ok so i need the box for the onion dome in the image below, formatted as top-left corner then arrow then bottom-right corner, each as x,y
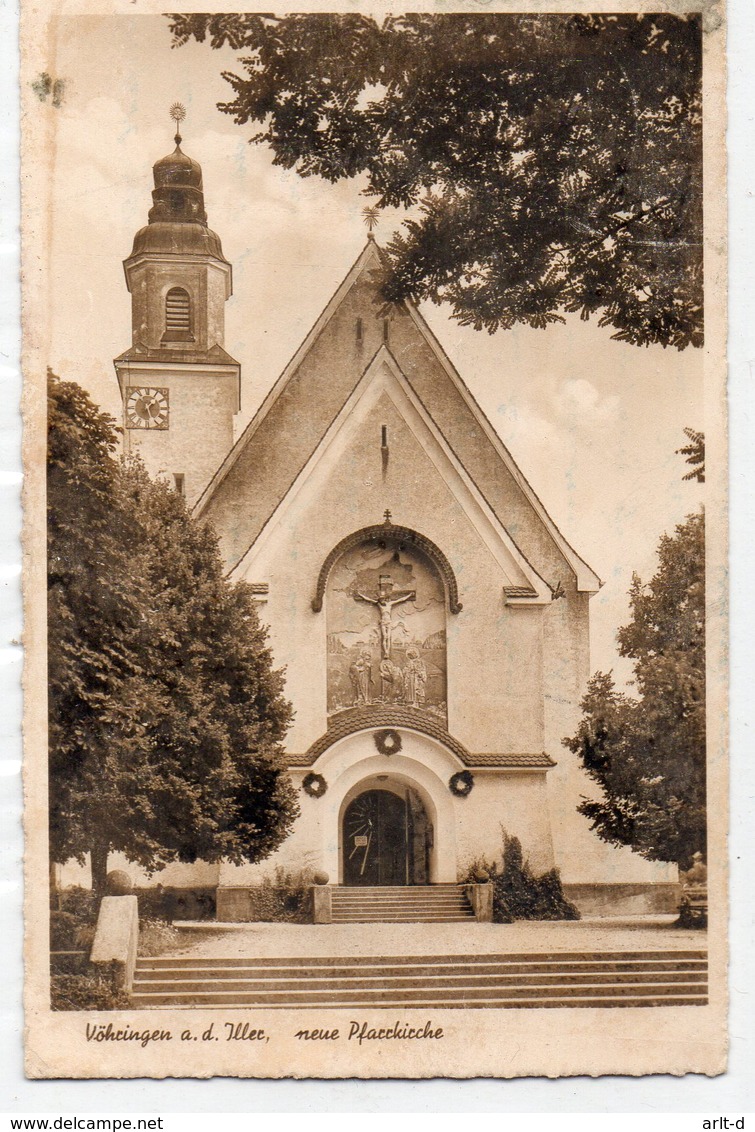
148,142 -> 207,226
130,105 -> 228,261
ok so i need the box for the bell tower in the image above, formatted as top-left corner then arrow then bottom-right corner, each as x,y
114,105 -> 240,508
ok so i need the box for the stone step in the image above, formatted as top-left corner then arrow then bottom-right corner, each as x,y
132,970 -> 706,994
331,889 -> 464,897
130,984 -> 708,1009
330,886 -> 474,922
133,964 -> 707,985
331,899 -> 471,906
330,910 -> 472,917
331,914 -> 474,922
331,898 -> 466,904
331,893 -> 470,900
331,900 -> 471,908
333,885 -> 463,891
130,948 -> 707,1010
131,996 -> 708,1010
134,959 -> 710,978
136,951 -> 707,970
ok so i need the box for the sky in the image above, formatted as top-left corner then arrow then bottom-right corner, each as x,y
46,13 -> 705,687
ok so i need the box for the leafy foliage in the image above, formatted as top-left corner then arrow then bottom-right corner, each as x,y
492,835 -> 579,923
48,373 -> 298,894
169,12 -> 702,349
460,835 -> 579,922
134,886 -> 217,922
677,427 -> 705,482
138,919 -> 182,956
51,971 -> 130,1011
564,510 -> 705,867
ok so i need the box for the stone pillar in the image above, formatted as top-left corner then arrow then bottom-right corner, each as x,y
312,885 -> 332,924
90,895 -> 139,991
465,882 -> 493,922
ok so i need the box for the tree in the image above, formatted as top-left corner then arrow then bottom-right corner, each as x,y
170,12 -> 702,350
563,510 -> 705,868
48,373 -> 298,895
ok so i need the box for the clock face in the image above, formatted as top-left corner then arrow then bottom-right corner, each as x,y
126,387 -> 169,430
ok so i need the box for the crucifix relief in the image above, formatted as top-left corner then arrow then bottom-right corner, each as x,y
354,574 -> 416,658
327,539 -> 447,723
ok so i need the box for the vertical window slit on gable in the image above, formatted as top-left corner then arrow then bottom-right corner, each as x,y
356,317 -> 363,345
383,318 -> 390,345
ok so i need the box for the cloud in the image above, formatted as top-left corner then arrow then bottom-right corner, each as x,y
554,378 -> 620,427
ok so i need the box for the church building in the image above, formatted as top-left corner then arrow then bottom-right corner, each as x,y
108,128 -> 677,916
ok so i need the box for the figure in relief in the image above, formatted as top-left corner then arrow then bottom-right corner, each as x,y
403,647 -> 428,708
349,649 -> 374,706
354,575 -> 416,658
379,658 -> 405,702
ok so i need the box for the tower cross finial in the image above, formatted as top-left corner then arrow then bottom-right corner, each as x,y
383,509 -> 392,525
170,102 -> 186,147
362,205 -> 380,236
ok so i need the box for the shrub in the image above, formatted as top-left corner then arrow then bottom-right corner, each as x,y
134,886 -> 216,922
458,855 -> 500,884
50,911 -> 80,951
51,971 -> 130,1011
462,834 -> 580,923
138,918 -> 182,956
245,867 -> 313,923
50,951 -> 89,976
492,834 -> 580,922
58,886 -> 98,922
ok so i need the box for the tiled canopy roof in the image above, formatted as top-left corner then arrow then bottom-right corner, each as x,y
285,706 -> 555,770
311,522 -> 463,615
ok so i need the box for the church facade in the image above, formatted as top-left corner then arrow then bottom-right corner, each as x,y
105,131 -> 677,915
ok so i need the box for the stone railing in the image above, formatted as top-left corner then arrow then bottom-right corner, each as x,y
90,895 -> 139,993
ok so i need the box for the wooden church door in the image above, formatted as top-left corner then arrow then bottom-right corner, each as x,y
343,788 -> 430,886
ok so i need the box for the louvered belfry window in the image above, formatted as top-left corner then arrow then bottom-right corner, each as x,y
164,287 -> 192,340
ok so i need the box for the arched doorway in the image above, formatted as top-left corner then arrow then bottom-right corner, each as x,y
342,786 -> 432,886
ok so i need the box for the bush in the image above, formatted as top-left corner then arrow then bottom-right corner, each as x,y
50,951 -> 89,976
138,918 -> 182,956
493,835 -> 580,922
463,835 -> 579,923
458,855 -> 499,884
245,867 -> 313,923
50,910 -> 80,951
57,886 -> 98,922
51,970 -> 130,1011
134,886 -> 216,922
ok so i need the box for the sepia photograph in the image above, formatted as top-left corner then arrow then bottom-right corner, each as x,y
21,1 -> 727,1080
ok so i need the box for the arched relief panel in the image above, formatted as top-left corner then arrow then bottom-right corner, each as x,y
322,529 -> 449,727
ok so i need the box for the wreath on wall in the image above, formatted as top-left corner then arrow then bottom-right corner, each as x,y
374,729 -> 402,756
449,770 -> 475,797
302,772 -> 328,798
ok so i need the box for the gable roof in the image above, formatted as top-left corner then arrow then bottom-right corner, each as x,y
228,344 -> 553,601
194,239 -> 383,516
195,238 -> 601,594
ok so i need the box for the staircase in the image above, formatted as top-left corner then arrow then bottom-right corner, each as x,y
330,885 -> 474,923
130,950 -> 708,1010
